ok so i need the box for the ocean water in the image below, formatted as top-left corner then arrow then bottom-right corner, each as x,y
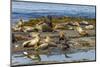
12,49 -> 95,66
11,1 -> 96,22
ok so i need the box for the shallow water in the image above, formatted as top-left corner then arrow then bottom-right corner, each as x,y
12,49 -> 95,66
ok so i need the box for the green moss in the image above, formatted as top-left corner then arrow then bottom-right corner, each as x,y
23,16 -> 96,26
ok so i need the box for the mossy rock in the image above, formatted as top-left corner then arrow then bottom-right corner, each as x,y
36,23 -> 53,32
41,25 -> 53,32
33,27 -> 39,32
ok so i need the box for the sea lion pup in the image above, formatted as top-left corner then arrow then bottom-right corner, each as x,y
85,25 -> 94,30
16,18 -> 24,28
61,39 -> 70,51
13,34 -> 31,41
36,36 -> 57,50
13,18 -> 24,32
23,52 -> 41,61
59,31 -> 66,41
22,26 -> 35,32
22,33 -> 41,48
74,22 -> 88,36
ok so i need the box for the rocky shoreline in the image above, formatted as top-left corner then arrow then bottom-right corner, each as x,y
12,29 -> 95,54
